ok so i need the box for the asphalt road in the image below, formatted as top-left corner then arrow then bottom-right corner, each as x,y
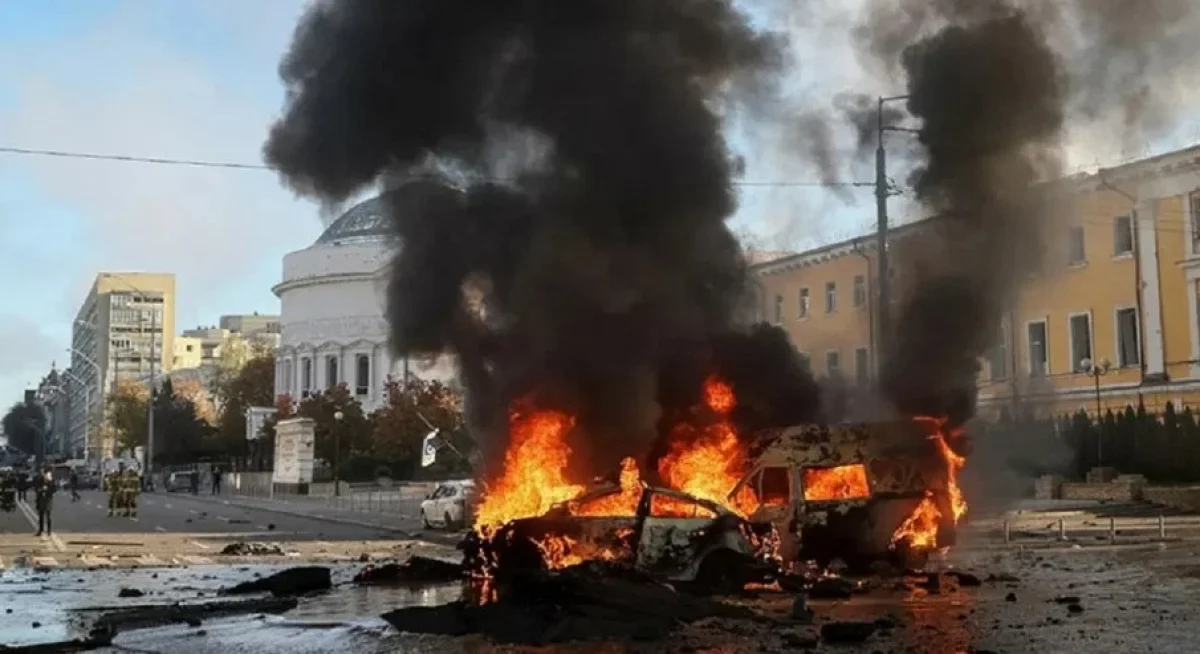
0,490 -> 432,569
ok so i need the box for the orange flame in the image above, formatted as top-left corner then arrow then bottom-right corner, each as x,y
572,457 -> 643,517
474,408 -> 584,529
657,376 -> 760,516
802,464 -> 871,501
889,416 -> 968,551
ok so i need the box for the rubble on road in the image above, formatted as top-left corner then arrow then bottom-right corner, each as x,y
353,556 -> 462,585
223,566 -> 332,597
219,542 -> 287,556
380,562 -> 776,645
819,620 -> 878,644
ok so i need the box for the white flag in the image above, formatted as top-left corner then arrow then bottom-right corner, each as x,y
420,429 -> 441,468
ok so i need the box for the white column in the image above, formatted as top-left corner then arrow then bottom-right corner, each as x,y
1136,199 -> 1166,378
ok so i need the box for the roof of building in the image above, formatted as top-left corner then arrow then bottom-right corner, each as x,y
314,196 -> 393,245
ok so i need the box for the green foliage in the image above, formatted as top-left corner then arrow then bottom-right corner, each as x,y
297,383 -> 370,472
1049,401 -> 1200,482
1,401 -> 47,455
212,353 -> 277,466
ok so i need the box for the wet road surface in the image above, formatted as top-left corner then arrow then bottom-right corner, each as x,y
3,540 -> 1200,652
0,490 -> 439,569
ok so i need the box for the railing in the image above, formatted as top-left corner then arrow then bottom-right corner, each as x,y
209,471 -> 436,519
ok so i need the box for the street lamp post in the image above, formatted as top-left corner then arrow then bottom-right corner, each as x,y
332,410 -> 344,497
69,346 -> 103,463
874,94 -> 919,367
60,369 -> 91,460
1081,357 -> 1112,465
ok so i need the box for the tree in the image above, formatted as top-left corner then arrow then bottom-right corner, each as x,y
370,378 -> 469,478
2,401 -> 47,455
297,384 -> 370,477
108,379 -> 150,453
173,378 -> 217,425
212,353 -> 276,465
152,378 -> 213,465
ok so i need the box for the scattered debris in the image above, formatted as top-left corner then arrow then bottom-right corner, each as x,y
86,597 -> 298,634
1052,595 -> 1081,605
986,573 -> 1019,583
1005,592 -> 1018,602
1067,603 -> 1085,614
781,630 -> 819,649
354,556 -> 462,585
790,595 -> 814,625
219,542 -> 286,556
0,628 -> 113,653
223,566 -> 332,597
381,564 -> 772,645
946,570 -> 982,586
808,576 -> 857,599
819,621 -> 877,644
117,588 -> 145,598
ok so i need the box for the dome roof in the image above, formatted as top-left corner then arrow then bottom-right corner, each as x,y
314,196 -> 393,245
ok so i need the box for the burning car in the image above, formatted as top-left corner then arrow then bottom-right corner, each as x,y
730,416 -> 967,571
467,457 -> 779,594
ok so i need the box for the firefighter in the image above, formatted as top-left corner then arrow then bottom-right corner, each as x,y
121,465 -> 141,518
0,470 -> 15,513
106,464 -> 125,517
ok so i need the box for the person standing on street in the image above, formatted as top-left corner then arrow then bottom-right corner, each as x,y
15,471 -> 28,502
106,464 -> 124,517
34,467 -> 55,537
68,470 -> 81,502
211,466 -> 222,495
121,466 -> 140,518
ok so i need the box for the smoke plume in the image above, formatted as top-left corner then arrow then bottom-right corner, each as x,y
263,0 -> 817,480
850,0 -> 1198,425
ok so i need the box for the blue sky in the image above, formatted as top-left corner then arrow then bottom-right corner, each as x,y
0,0 -> 1196,409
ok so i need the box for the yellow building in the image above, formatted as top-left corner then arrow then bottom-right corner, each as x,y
752,143 -> 1200,421
68,272 -> 177,460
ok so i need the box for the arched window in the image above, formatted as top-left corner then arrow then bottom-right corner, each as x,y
355,354 -> 370,397
301,357 -> 313,398
326,355 -> 339,388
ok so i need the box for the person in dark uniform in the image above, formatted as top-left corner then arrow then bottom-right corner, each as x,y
15,471 -> 29,502
34,467 -> 55,537
211,466 -> 223,495
68,470 -> 81,502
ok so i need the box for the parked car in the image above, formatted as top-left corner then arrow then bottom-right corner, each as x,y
420,480 -> 478,530
164,471 -> 198,493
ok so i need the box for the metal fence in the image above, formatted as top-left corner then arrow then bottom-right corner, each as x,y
211,471 -> 436,519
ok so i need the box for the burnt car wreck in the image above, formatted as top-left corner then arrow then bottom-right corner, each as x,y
465,481 -> 781,595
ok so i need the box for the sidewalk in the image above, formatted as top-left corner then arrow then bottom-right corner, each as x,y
160,491 -> 435,538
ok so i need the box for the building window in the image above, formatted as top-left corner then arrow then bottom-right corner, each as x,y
326,355 -> 339,388
1113,215 -> 1133,256
797,288 -> 810,319
1068,313 -> 1093,372
1116,307 -> 1140,368
1027,321 -> 1048,377
1191,191 -> 1200,243
1068,226 -> 1086,265
355,354 -> 370,397
773,294 -> 783,324
301,357 -> 313,398
854,348 -> 869,385
826,350 -> 840,378
988,323 -> 1009,381
852,275 -> 866,308
825,282 -> 837,314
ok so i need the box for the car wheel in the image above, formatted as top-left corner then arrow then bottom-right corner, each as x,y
422,511 -> 432,529
444,511 -> 457,531
694,549 -> 746,596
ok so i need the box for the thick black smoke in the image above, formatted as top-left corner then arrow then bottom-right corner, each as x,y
850,0 -> 1198,425
263,0 -> 818,480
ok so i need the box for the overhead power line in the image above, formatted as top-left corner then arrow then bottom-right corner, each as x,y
0,144 -> 873,189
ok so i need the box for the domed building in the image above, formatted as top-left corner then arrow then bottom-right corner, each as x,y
273,196 -> 456,411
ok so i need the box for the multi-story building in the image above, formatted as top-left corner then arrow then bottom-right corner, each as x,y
752,143 -> 1200,420
219,313 -> 281,338
34,366 -> 69,459
68,272 -> 176,460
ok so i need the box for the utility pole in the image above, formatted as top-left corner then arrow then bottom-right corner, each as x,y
146,305 -> 157,480
874,94 -> 916,370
